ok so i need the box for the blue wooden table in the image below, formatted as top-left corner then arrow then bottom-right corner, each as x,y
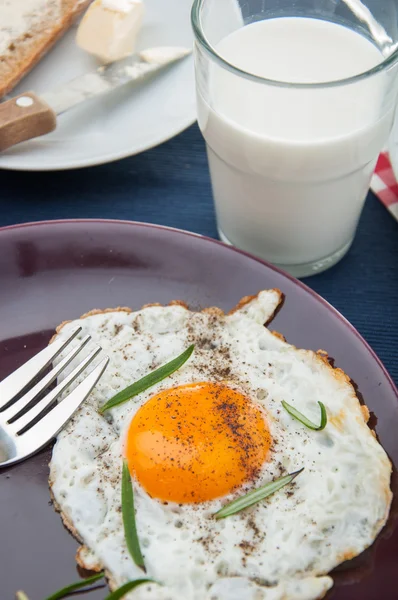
0,124 -> 397,384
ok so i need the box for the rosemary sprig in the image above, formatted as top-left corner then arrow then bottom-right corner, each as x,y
17,575 -> 157,600
122,459 -> 145,571
43,573 -> 104,600
99,345 -> 195,413
282,400 -> 327,431
104,579 -> 158,600
214,469 -> 304,519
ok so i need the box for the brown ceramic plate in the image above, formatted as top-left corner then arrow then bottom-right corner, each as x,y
1,219 -> 397,600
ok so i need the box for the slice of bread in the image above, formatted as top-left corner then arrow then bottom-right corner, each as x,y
0,0 -> 92,98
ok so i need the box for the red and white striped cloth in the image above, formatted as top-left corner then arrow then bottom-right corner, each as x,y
371,152 -> 398,222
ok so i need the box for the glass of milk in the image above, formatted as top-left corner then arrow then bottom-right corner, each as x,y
192,0 -> 398,277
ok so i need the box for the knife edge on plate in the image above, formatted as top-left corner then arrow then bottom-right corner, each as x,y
0,46 -> 191,152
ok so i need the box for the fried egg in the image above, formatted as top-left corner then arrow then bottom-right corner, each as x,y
49,290 -> 392,600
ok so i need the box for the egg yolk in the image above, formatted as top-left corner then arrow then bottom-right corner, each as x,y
125,382 -> 271,503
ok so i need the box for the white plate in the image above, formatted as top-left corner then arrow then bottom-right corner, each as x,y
0,0 -> 196,171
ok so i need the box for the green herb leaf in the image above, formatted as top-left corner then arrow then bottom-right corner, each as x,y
282,400 -> 327,431
100,345 -> 195,413
122,459 -> 145,571
214,469 -> 304,519
16,592 -> 29,600
43,573 -> 104,600
104,579 -> 158,600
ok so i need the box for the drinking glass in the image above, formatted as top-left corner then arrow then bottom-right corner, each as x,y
192,0 -> 398,277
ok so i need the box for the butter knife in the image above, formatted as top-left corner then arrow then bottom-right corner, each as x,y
0,46 -> 191,152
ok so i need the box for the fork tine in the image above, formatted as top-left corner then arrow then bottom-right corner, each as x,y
2,357 -> 109,468
9,346 -> 102,435
0,327 -> 82,410
3,335 -> 92,422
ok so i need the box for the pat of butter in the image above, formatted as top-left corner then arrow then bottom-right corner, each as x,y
76,0 -> 144,64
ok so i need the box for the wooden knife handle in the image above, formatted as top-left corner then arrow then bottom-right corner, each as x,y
0,92 -> 56,152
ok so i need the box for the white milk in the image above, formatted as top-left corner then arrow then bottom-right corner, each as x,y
197,17 -> 394,268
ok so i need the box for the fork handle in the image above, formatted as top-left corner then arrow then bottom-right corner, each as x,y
0,92 -> 57,152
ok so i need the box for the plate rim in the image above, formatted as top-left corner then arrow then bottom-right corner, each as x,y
1,217 -> 397,399
0,115 -> 196,172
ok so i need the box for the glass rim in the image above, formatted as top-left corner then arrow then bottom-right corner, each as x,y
191,0 -> 398,89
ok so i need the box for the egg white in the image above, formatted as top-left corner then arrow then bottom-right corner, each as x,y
49,290 -> 391,600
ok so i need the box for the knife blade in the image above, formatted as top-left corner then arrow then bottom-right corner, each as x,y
0,46 -> 191,152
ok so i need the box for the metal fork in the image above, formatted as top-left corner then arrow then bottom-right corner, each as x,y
0,327 -> 109,468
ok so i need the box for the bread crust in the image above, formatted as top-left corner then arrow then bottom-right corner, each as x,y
0,1 -> 91,98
